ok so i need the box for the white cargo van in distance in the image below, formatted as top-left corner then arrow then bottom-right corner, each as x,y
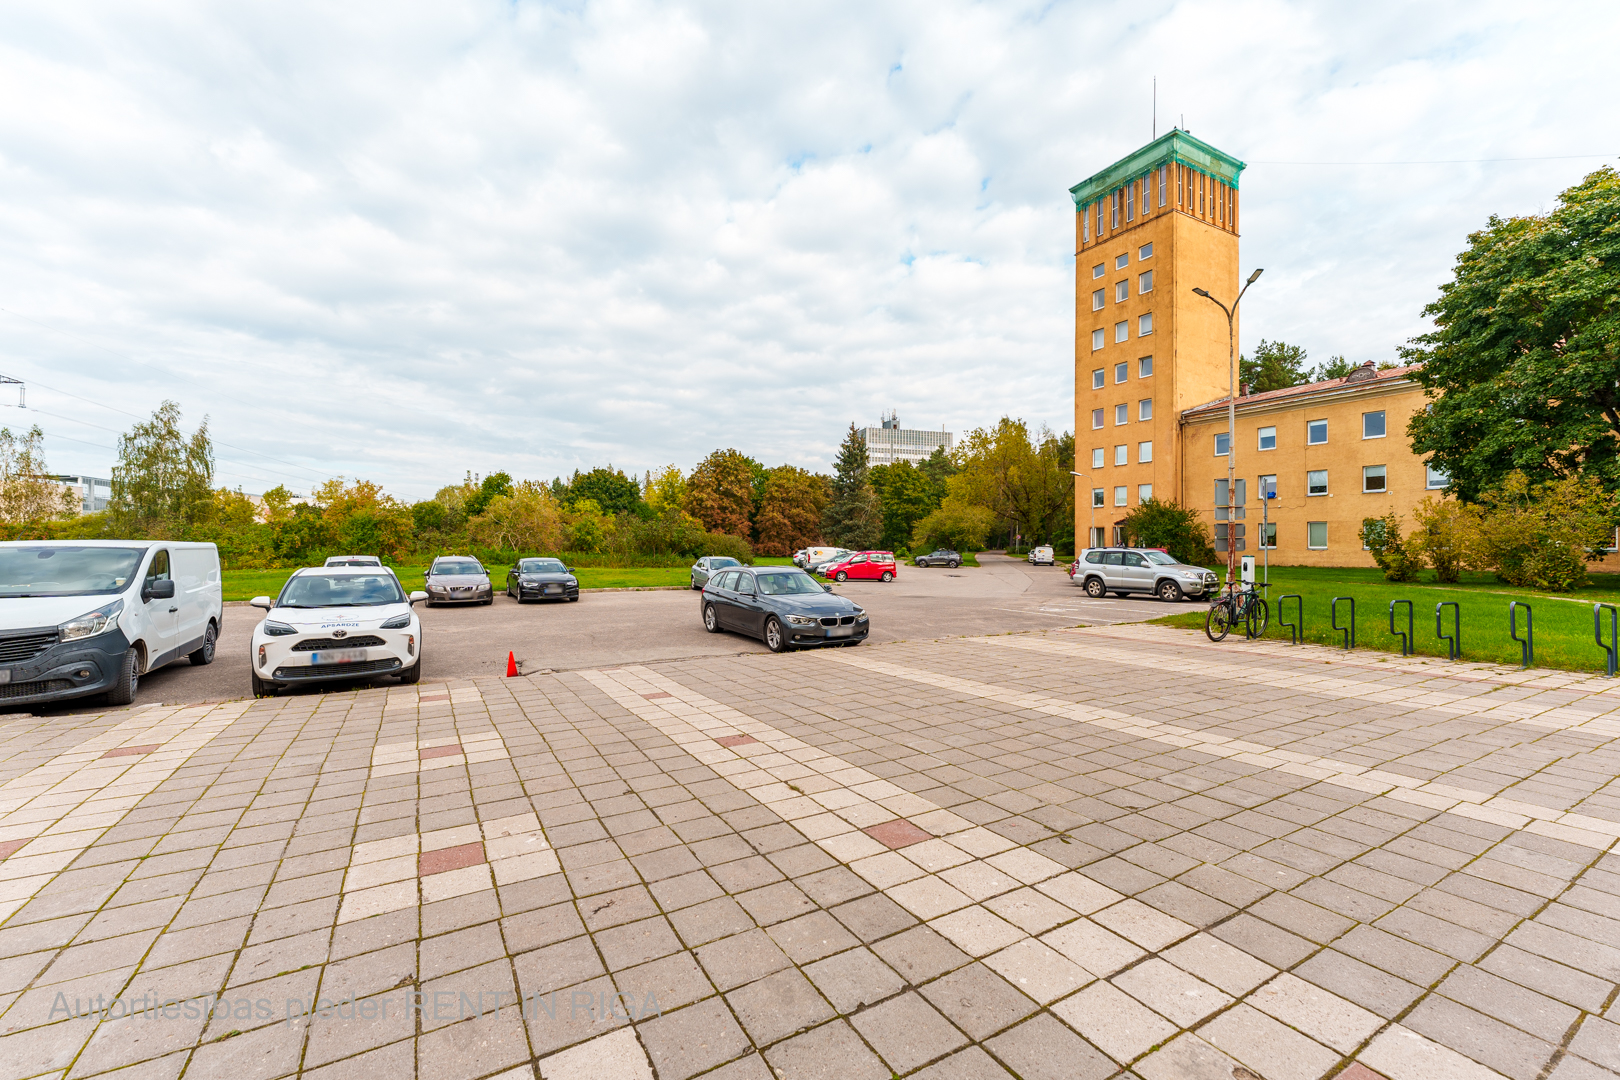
0,541 -> 223,708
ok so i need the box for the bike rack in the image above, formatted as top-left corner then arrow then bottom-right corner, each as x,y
1509,601 -> 1533,669
1389,599 -> 1413,657
1597,604 -> 1618,677
1331,596 -> 1355,650
1436,601 -> 1460,661
1278,595 -> 1303,645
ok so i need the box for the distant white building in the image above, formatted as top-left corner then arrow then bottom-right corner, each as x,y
54,475 -> 111,514
860,413 -> 953,467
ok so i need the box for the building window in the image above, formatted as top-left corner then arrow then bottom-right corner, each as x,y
1258,474 -> 1277,500
1092,328 -> 1105,351
1115,321 -> 1128,343
1138,441 -> 1152,463
1092,263 -> 1105,279
1114,280 -> 1128,304
1092,488 -> 1105,508
1307,419 -> 1328,444
1092,289 -> 1104,311
1138,356 -> 1153,378
1260,522 -> 1277,549
1114,444 -> 1127,466
1257,426 -> 1276,451
1111,191 -> 1121,229
1307,522 -> 1328,549
1082,205 -> 1090,243
1126,183 -> 1134,222
1138,270 -> 1153,294
1114,404 -> 1128,426
1090,526 -> 1107,547
1307,470 -> 1328,496
1363,410 -> 1386,439
1138,484 -> 1153,503
1157,167 -> 1166,208
1092,368 -> 1104,390
1114,361 -> 1128,383
1138,313 -> 1153,336
1363,465 -> 1387,492
1114,486 -> 1128,507
1426,463 -> 1449,489
1091,409 -> 1104,429
1214,432 -> 1230,456
1138,398 -> 1152,421
1115,253 -> 1128,270
1091,447 -> 1104,469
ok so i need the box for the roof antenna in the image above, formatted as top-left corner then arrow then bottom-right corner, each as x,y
1152,78 -> 1156,139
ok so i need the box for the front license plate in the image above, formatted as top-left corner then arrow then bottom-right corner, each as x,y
546,585 -> 561,594
309,650 -> 366,665
828,626 -> 853,638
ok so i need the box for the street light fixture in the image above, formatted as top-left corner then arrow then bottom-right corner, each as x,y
1192,268 -> 1264,591
1070,471 -> 1094,550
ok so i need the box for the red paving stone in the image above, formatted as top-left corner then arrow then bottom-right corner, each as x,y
642,692 -> 673,700
419,744 -> 465,760
715,734 -> 758,747
419,694 -> 450,702
102,744 -> 159,758
1339,1065 -> 1391,1080
0,838 -> 31,860
419,842 -> 485,876
864,819 -> 932,849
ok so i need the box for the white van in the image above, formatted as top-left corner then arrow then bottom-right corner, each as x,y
0,540 -> 223,708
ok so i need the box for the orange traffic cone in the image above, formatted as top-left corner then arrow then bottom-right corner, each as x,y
506,651 -> 519,677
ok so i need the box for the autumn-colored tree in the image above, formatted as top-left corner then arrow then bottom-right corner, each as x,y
643,465 -> 686,514
754,466 -> 829,555
468,481 -> 566,553
310,478 -> 415,561
683,449 -> 756,538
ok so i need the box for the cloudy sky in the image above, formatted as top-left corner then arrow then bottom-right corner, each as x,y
0,1 -> 1613,501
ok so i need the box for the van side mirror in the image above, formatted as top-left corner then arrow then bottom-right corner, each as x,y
250,595 -> 272,610
144,579 -> 176,601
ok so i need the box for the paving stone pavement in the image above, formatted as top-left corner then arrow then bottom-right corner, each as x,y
3,623 -> 1620,1080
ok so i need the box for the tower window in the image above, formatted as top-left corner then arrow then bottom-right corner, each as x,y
1111,190 -> 1121,229
1114,444 -> 1127,465
1139,242 -> 1153,260
1158,166 -> 1167,207
1114,362 -> 1128,383
1092,289 -> 1104,311
1126,184 -> 1134,222
1092,368 -> 1104,389
1198,173 -> 1205,215
1114,404 -> 1128,426
1115,321 -> 1128,343
1091,448 -> 1104,469
1092,263 -> 1105,279
1138,270 -> 1153,294
1138,313 -> 1153,336
1091,328 -> 1105,351
1115,280 -> 1128,303
1082,206 -> 1090,243
1138,356 -> 1153,378
1115,253 -> 1129,270
1091,408 -> 1104,429
1138,398 -> 1152,421
1138,441 -> 1152,464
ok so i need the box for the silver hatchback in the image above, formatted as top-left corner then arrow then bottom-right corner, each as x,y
1069,548 -> 1217,602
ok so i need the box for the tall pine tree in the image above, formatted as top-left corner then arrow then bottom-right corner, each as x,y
822,424 -> 883,550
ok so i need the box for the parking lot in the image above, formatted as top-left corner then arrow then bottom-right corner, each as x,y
2,615 -> 1618,1080
39,556 -> 1183,713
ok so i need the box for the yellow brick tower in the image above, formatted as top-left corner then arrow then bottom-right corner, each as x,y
1070,131 -> 1245,546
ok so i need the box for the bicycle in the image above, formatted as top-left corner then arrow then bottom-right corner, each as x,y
1205,581 -> 1269,642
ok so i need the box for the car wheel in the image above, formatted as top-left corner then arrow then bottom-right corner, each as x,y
950,560 -> 960,568
1157,580 -> 1183,603
703,605 -> 722,633
881,571 -> 894,582
569,595 -> 579,602
1083,576 -> 1106,598
106,648 -> 140,706
691,577 -> 700,590
841,638 -> 863,647
398,658 -> 421,684
188,621 -> 217,666
251,671 -> 274,698
835,571 -> 848,583
763,617 -> 789,653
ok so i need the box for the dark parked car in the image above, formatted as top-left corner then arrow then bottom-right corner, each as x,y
700,566 -> 868,652
691,555 -> 741,590
423,556 -> 493,606
914,549 -> 961,568
507,558 -> 579,602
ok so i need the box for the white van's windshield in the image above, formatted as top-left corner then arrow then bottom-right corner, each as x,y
0,546 -> 146,597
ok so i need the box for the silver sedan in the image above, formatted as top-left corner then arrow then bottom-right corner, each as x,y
690,556 -> 742,590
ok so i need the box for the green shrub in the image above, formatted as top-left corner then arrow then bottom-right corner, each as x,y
1359,513 -> 1423,582
1120,498 -> 1216,566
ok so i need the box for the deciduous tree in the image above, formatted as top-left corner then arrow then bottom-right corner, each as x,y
754,466 -> 828,556
468,481 -> 565,553
683,449 -> 756,538
870,461 -> 940,551
0,426 -> 77,527
951,418 -> 1072,546
110,401 -> 214,536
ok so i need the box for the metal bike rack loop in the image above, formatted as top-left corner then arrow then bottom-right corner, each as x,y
1389,599 -> 1413,657
1597,604 -> 1618,677
1331,596 -> 1355,651
1436,601 -> 1460,661
1278,595 -> 1303,645
1509,601 -> 1533,669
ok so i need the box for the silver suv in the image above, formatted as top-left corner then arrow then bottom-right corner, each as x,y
1069,548 -> 1217,602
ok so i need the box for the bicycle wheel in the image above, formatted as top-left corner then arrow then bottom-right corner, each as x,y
1246,598 -> 1270,639
1205,600 -> 1234,642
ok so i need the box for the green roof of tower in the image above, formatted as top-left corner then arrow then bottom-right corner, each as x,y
1069,129 -> 1246,208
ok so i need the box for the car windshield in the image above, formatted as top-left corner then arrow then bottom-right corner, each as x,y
0,546 -> 146,597
709,557 -> 740,568
519,559 -> 566,574
1143,551 -> 1179,565
756,572 -> 827,595
279,574 -> 405,607
433,560 -> 482,575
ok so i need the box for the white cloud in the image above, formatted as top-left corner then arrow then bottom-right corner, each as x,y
0,0 -> 1611,499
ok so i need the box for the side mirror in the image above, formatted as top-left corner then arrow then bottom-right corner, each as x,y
250,595 -> 272,610
822,583 -> 833,592
144,579 -> 176,601
409,591 -> 428,605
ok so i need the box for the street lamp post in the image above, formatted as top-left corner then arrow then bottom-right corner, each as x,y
1070,471 -> 1093,550
1193,268 -> 1263,591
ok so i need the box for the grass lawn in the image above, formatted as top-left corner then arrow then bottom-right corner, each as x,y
1150,565 -> 1620,673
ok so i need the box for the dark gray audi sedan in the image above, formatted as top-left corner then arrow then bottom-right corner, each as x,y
700,566 -> 868,652
506,557 -> 579,602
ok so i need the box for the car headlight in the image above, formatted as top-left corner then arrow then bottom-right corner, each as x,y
262,620 -> 296,636
853,606 -> 868,622
785,615 -> 817,626
380,613 -> 411,630
59,600 -> 123,643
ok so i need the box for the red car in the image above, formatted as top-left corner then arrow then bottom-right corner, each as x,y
823,551 -> 898,583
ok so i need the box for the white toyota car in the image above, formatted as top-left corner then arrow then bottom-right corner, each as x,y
249,566 -> 427,697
